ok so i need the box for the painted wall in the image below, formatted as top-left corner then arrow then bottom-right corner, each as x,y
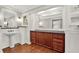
7,17 -> 17,27
62,6 -> 79,53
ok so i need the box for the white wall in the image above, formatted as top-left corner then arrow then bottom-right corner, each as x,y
62,6 -> 79,53
0,9 -> 4,27
28,14 -> 39,30
7,17 -> 17,27
65,29 -> 79,53
19,27 -> 30,44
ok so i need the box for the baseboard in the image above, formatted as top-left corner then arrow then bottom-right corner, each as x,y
0,50 -> 3,53
26,42 -> 31,44
15,43 -> 21,47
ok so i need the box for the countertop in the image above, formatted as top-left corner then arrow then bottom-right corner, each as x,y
0,26 -> 27,29
1,27 -> 19,29
31,29 -> 65,33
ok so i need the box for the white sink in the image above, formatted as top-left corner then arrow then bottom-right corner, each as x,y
2,29 -> 19,48
3,29 -> 19,35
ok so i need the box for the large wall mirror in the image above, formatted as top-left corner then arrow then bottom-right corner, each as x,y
1,9 -> 17,28
37,6 -> 63,29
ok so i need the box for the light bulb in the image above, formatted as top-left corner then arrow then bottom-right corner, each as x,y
39,21 -> 43,26
17,18 -> 22,22
4,22 -> 7,25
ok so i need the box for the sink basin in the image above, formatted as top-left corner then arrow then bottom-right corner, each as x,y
4,32 -> 17,36
3,29 -> 19,35
2,29 -> 19,48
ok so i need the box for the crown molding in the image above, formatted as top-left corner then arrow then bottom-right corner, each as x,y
0,5 -> 22,15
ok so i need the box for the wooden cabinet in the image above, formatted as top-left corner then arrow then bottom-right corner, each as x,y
36,32 -> 44,45
35,32 -> 52,48
51,33 -> 65,52
30,31 -> 65,53
30,31 -> 36,44
44,32 -> 52,48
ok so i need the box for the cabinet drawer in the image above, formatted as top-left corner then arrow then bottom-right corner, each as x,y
53,41 -> 64,52
36,33 -> 44,37
53,46 -> 63,52
53,33 -> 64,39
31,37 -> 36,40
31,34 -> 36,38
53,42 -> 64,46
31,31 -> 36,34
53,38 -> 63,43
53,44 -> 64,52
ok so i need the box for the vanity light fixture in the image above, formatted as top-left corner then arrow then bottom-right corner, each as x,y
16,16 -> 23,26
4,21 -> 8,27
4,21 -> 7,24
17,17 -> 22,22
39,21 -> 43,27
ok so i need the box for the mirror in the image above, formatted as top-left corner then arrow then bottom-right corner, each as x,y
1,9 -> 17,28
37,6 -> 63,29
23,16 -> 28,25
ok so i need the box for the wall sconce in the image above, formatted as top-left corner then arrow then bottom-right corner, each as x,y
16,17 -> 23,26
4,21 -> 8,27
39,21 -> 43,27
17,17 -> 22,22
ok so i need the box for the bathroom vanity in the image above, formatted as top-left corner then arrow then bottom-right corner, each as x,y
30,29 -> 65,53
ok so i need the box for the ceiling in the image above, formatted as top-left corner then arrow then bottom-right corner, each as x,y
3,11 -> 15,19
11,5 -> 41,13
0,5 -> 41,18
37,7 -> 63,16
1,5 -> 41,14
0,5 -> 63,19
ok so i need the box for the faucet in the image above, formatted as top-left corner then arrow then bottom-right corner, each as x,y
8,30 -> 14,32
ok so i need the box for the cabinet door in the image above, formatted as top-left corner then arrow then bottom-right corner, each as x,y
30,31 -> 36,44
44,33 -> 52,48
36,32 -> 45,45
53,41 -> 64,52
36,32 -> 52,48
51,33 -> 65,53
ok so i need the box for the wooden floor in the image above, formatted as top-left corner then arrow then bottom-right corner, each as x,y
3,44 -> 57,53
